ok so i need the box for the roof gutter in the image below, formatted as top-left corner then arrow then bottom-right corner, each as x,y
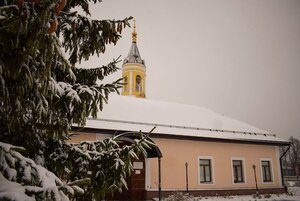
280,144 -> 291,187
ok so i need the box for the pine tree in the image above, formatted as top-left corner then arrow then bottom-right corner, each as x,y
0,1 -> 153,200
0,0 -> 131,159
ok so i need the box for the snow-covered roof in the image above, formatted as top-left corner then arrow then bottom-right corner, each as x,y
84,95 -> 288,144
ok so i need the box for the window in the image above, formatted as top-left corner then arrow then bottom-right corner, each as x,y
135,75 -> 142,92
261,160 -> 272,182
232,160 -> 244,183
199,159 -> 212,183
123,76 -> 128,92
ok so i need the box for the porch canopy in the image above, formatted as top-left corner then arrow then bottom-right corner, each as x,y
117,131 -> 162,158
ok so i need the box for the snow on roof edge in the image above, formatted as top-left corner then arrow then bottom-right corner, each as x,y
82,118 -> 289,144
87,117 -> 272,136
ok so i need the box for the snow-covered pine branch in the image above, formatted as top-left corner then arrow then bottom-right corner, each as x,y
59,11 -> 132,65
44,129 -> 156,200
74,56 -> 122,84
0,142 -> 85,201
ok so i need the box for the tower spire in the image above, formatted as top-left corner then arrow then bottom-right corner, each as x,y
122,18 -> 146,98
132,18 -> 137,43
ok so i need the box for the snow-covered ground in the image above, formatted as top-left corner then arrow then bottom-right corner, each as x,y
161,187 -> 300,201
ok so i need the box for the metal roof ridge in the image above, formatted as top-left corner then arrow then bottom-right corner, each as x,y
87,117 -> 278,138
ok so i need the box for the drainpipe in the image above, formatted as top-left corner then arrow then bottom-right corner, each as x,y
158,157 -> 162,201
280,144 -> 291,187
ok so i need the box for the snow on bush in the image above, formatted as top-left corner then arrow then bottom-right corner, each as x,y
0,142 -> 84,201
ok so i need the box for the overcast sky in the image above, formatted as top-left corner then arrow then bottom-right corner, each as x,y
80,0 -> 300,140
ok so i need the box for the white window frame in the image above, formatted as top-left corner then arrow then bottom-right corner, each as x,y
198,156 -> 215,185
230,157 -> 247,185
145,158 -> 151,190
260,158 -> 274,184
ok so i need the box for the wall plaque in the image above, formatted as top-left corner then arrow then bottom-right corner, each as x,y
133,162 -> 143,169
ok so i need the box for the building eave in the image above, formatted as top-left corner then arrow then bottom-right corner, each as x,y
72,126 -> 290,146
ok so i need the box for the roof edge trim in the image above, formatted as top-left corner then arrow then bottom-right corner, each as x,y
72,126 -> 290,146
86,117 -> 276,138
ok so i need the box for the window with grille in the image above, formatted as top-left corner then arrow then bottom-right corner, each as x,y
232,160 -> 244,183
261,160 -> 272,182
199,159 -> 212,183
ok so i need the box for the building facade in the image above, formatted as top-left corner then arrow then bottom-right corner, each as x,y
71,22 -> 290,200
147,137 -> 286,198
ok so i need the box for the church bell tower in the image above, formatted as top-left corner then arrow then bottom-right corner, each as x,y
122,19 -> 146,98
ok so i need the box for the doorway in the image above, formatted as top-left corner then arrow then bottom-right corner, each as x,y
129,157 -> 146,200
111,156 -> 145,200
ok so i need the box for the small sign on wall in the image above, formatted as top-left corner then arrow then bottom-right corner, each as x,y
133,162 -> 143,169
135,170 -> 141,175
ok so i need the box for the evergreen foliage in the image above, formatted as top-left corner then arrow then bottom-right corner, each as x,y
45,131 -> 156,200
0,0 -> 131,157
0,0 -> 153,200
0,142 -> 81,200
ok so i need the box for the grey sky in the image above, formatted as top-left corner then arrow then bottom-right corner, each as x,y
80,0 -> 300,140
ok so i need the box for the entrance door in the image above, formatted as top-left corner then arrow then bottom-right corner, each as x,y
111,157 -> 145,200
130,157 -> 145,200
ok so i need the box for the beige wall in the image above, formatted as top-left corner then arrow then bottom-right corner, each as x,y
148,138 -> 282,191
69,132 -> 97,143
69,132 -> 282,191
